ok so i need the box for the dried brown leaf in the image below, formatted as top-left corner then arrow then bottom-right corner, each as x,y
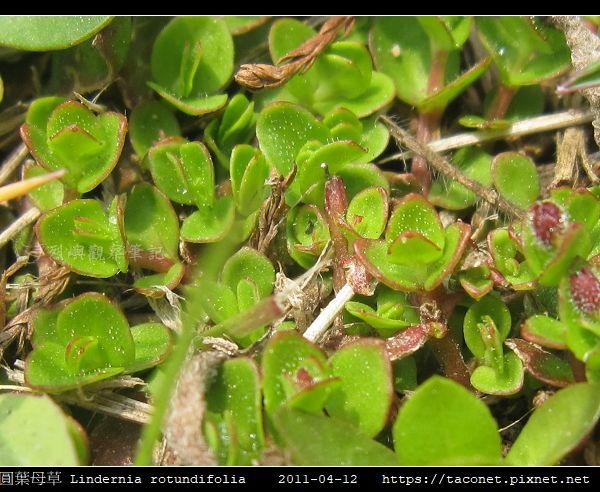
235,16 -> 354,90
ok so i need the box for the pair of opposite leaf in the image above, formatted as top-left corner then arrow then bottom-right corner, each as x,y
26,293 -> 170,392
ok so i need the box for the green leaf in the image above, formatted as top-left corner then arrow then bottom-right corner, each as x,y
464,295 -> 512,359
21,99 -> 127,193
56,293 -> 134,368
337,162 -> 390,199
26,342 -> 123,392
200,281 -> 238,324
37,199 -> 126,278
274,408 -> 398,465
356,116 -> 390,163
346,187 -> 388,239
458,265 -> 494,300
326,339 -> 393,437
0,394 -> 86,465
127,322 -> 171,373
521,314 -> 567,349
205,358 -> 265,465
318,42 -> 372,99
256,102 -> 329,175
205,93 -> 256,168
345,286 -> 419,336
370,17 -> 432,107
132,262 -> 185,298
0,16 -> 112,51
388,232 -> 442,265
146,86 -> 228,116
262,331 -> 331,416
129,101 -> 181,158
357,221 -> 470,292
148,140 -> 215,207
222,247 -> 275,299
291,140 -> 367,205
23,164 -> 64,211
470,352 -> 524,395
386,193 -> 444,248
506,383 -> 600,465
150,17 -> 233,98
393,376 -> 502,465
314,71 -> 396,118
424,222 -> 471,290
476,17 -> 571,87
124,183 -> 180,262
419,57 -> 491,114
230,145 -> 269,215
492,152 -> 539,208
488,227 -> 536,288
180,195 -> 235,243
49,17 -> 131,94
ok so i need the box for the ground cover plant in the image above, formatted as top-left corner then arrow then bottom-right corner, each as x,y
1,15 -> 600,466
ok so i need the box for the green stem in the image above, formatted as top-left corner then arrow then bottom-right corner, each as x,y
134,308 -> 196,465
134,239 -> 239,465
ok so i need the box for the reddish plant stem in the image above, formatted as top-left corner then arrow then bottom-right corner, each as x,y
412,49 -> 447,194
486,84 -> 517,121
324,177 -> 350,292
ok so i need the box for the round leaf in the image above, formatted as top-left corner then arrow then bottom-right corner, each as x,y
37,199 -> 125,278
25,341 -> 123,392
256,102 -> 328,175
0,394 -> 86,465
21,100 -> 127,193
492,152 -> 540,208
393,376 -> 502,465
151,17 -> 233,97
470,352 -> 524,395
386,193 -> 444,248
429,146 -> 492,210
326,339 -> 393,437
274,408 -> 398,466
222,247 -> 275,299
129,101 -> 181,158
56,293 -> 134,368
262,331 -> 330,415
346,186 -> 388,239
0,16 -> 112,51
180,195 -> 235,243
506,382 -> 600,465
127,322 -> 171,373
124,183 -> 180,262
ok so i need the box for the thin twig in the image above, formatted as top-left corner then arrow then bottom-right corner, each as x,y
303,282 -> 355,343
0,207 -> 40,249
378,109 -> 593,163
60,392 -> 152,424
0,143 -> 28,186
381,116 -> 526,219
